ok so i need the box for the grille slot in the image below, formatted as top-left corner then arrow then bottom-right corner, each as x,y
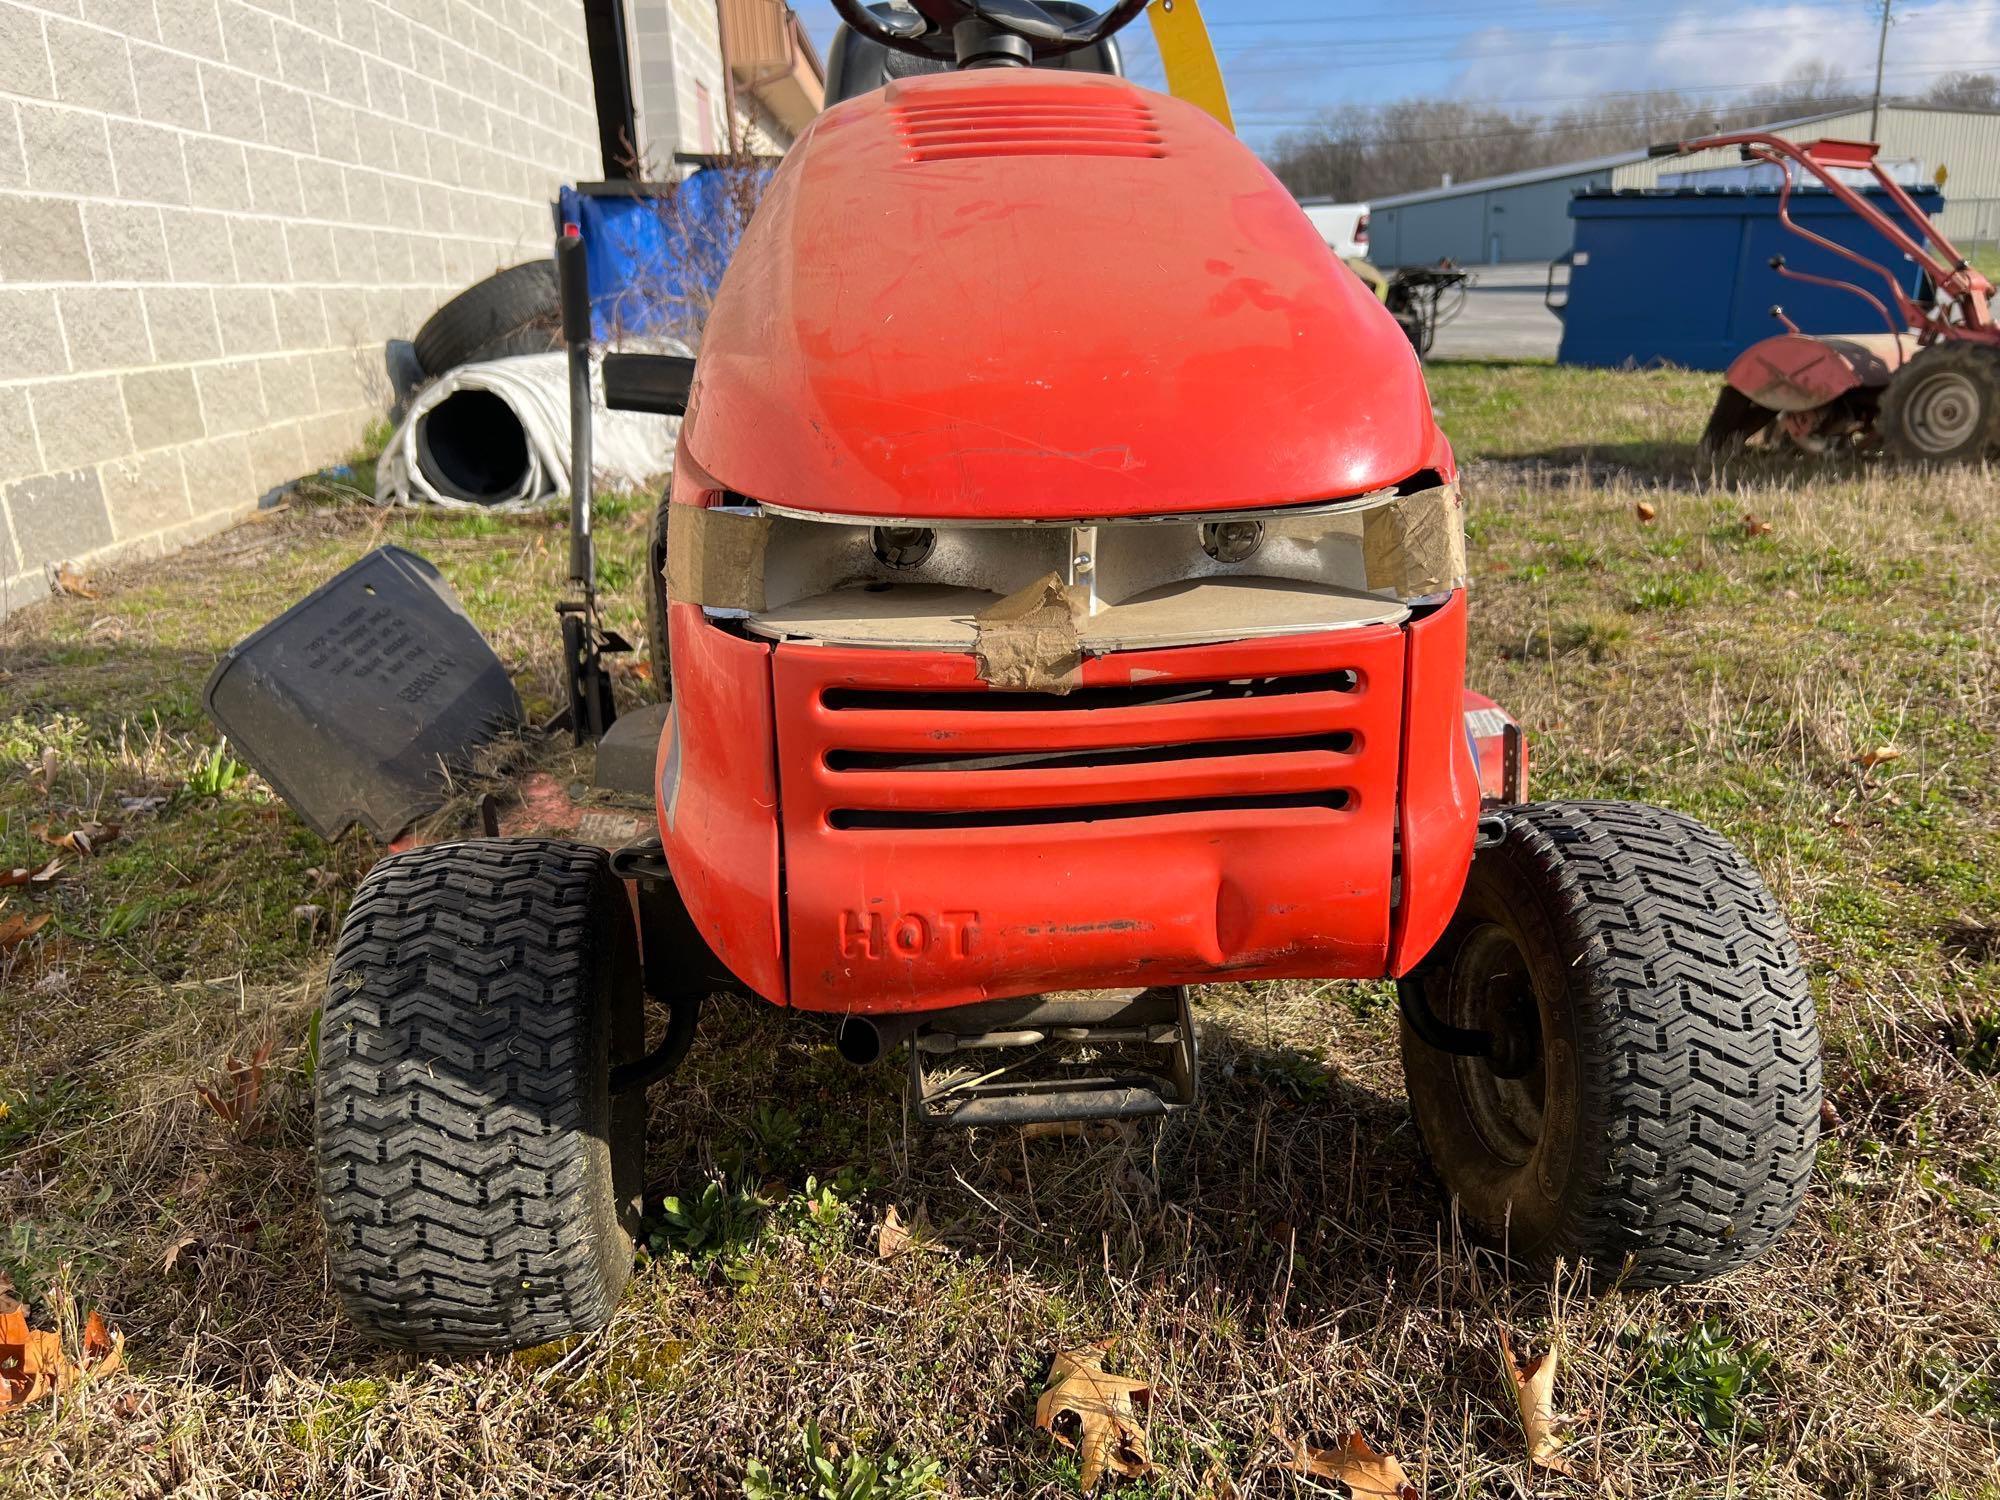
894,95 -> 1164,163
826,731 -> 1355,775
822,671 -> 1359,714
828,790 -> 1349,832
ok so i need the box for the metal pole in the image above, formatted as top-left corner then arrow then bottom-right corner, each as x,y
557,226 -> 594,596
1868,0 -> 1892,141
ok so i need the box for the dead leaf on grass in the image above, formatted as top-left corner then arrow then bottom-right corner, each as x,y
1633,501 -> 1658,523
1036,1341 -> 1155,1491
0,859 -> 61,889
0,907 -> 52,950
116,794 -> 169,816
1498,1329 -> 1576,1475
0,1306 -> 123,1409
1852,745 -> 1903,771
1741,513 -> 1774,537
291,904 -> 327,934
52,564 -> 99,600
876,1204 -> 938,1259
34,822 -> 121,857
1273,1422 -> 1420,1498
0,1271 -> 21,1317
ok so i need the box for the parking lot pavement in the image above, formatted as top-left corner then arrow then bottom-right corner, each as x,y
1423,261 -> 1565,362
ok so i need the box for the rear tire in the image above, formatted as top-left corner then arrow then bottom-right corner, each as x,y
645,495 -> 672,698
316,838 -> 645,1351
1697,386 -> 1776,457
1399,801 -> 1820,1287
1879,342 -> 2000,463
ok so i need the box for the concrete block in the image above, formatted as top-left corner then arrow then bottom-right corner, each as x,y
57,285 -> 153,371
199,61 -> 264,143
296,157 -> 347,220
179,431 -> 253,516
212,284 -> 279,356
0,197 -> 88,284
329,225 -> 377,283
194,358 -> 267,434
274,18 -> 328,93
259,79 -> 316,155
309,346 -> 368,411
0,385 -> 43,477
143,286 -> 223,362
155,0 -> 226,61
343,164 -> 386,225
47,16 -> 136,116
0,7 -> 56,100
82,202 -> 171,282
83,0 -> 162,41
363,56 -> 405,121
243,145 -> 303,216
244,415 -> 304,490
182,134 -> 249,209
101,446 -> 192,538
159,210 -> 235,284
270,285 -> 325,349
30,374 -> 130,470
6,466 -> 114,567
130,42 -> 205,130
20,103 -> 114,196
122,365 -> 204,449
282,219 -> 337,282
308,94 -> 357,165
227,214 -> 289,281
218,0 -> 277,74
333,0 -> 374,52
105,116 -> 192,207
0,288 -> 69,380
259,350 -> 317,417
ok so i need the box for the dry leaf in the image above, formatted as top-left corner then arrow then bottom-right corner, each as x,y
0,1271 -> 21,1317
52,564 -> 100,599
117,794 -> 169,816
161,1235 -> 199,1275
0,909 -> 51,950
0,859 -> 61,888
35,822 -> 121,857
1853,746 -> 1903,770
1274,1424 -> 1419,1498
37,747 -> 59,786
1036,1342 -> 1155,1491
0,1306 -> 122,1409
1741,513 -> 1773,537
876,1204 -> 937,1259
1633,501 -> 1658,523
1498,1330 -> 1575,1475
291,904 -> 327,933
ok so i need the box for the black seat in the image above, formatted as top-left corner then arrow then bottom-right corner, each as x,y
825,1 -> 1124,106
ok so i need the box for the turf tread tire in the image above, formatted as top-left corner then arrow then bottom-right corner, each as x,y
413,261 -> 560,377
1878,341 -> 2000,464
1399,800 -> 1821,1287
316,837 -> 642,1351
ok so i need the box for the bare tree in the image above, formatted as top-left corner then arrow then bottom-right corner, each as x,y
1922,71 -> 2000,110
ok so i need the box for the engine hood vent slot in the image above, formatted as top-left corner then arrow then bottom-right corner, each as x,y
893,95 -> 1164,162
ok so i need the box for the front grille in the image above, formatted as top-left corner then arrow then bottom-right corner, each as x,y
893,92 -> 1164,163
805,664 -> 1374,833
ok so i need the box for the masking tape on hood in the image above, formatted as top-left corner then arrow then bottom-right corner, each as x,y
1362,479 -> 1466,597
973,571 -> 1087,692
664,505 -> 770,612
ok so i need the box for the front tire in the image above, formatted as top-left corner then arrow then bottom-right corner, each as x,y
316,838 -> 645,1351
1399,801 -> 1820,1287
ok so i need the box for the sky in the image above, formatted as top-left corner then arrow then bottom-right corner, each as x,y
792,1 -> 2000,147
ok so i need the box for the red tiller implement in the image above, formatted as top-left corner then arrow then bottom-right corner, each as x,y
311,0 -> 1824,1353
1651,131 -> 2000,461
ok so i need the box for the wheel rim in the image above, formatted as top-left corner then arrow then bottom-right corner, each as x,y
1445,924 -> 1547,1167
1901,367 -> 1984,453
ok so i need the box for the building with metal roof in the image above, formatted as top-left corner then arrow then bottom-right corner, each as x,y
1362,105 -> 2000,268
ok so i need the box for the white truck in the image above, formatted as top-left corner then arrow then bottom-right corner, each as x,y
1299,199 -> 1370,260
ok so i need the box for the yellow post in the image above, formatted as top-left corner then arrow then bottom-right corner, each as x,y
1145,0 -> 1233,133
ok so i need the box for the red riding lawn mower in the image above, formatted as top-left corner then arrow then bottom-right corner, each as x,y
316,0 -> 1823,1353
1660,131 -> 2000,462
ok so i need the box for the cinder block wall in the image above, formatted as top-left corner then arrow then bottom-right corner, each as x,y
0,0 -> 604,615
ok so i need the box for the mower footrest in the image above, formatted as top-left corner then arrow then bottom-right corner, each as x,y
909,986 -> 1197,1128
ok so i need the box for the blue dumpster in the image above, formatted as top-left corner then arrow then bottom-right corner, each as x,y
1555,186 -> 1943,370
558,168 -> 772,345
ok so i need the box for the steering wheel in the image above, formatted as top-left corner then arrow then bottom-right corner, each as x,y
831,0 -> 1151,63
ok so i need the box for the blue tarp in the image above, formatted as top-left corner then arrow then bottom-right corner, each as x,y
1557,186 -> 1945,370
558,168 -> 772,345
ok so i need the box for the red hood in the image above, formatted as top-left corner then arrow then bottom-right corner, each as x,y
684,69 -> 1439,519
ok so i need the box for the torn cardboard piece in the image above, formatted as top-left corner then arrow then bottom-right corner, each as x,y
664,505 -> 771,612
974,571 -> 1087,692
1361,479 -> 1467,597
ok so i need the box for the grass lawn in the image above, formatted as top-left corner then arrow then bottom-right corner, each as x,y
2,365 -> 1997,1497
